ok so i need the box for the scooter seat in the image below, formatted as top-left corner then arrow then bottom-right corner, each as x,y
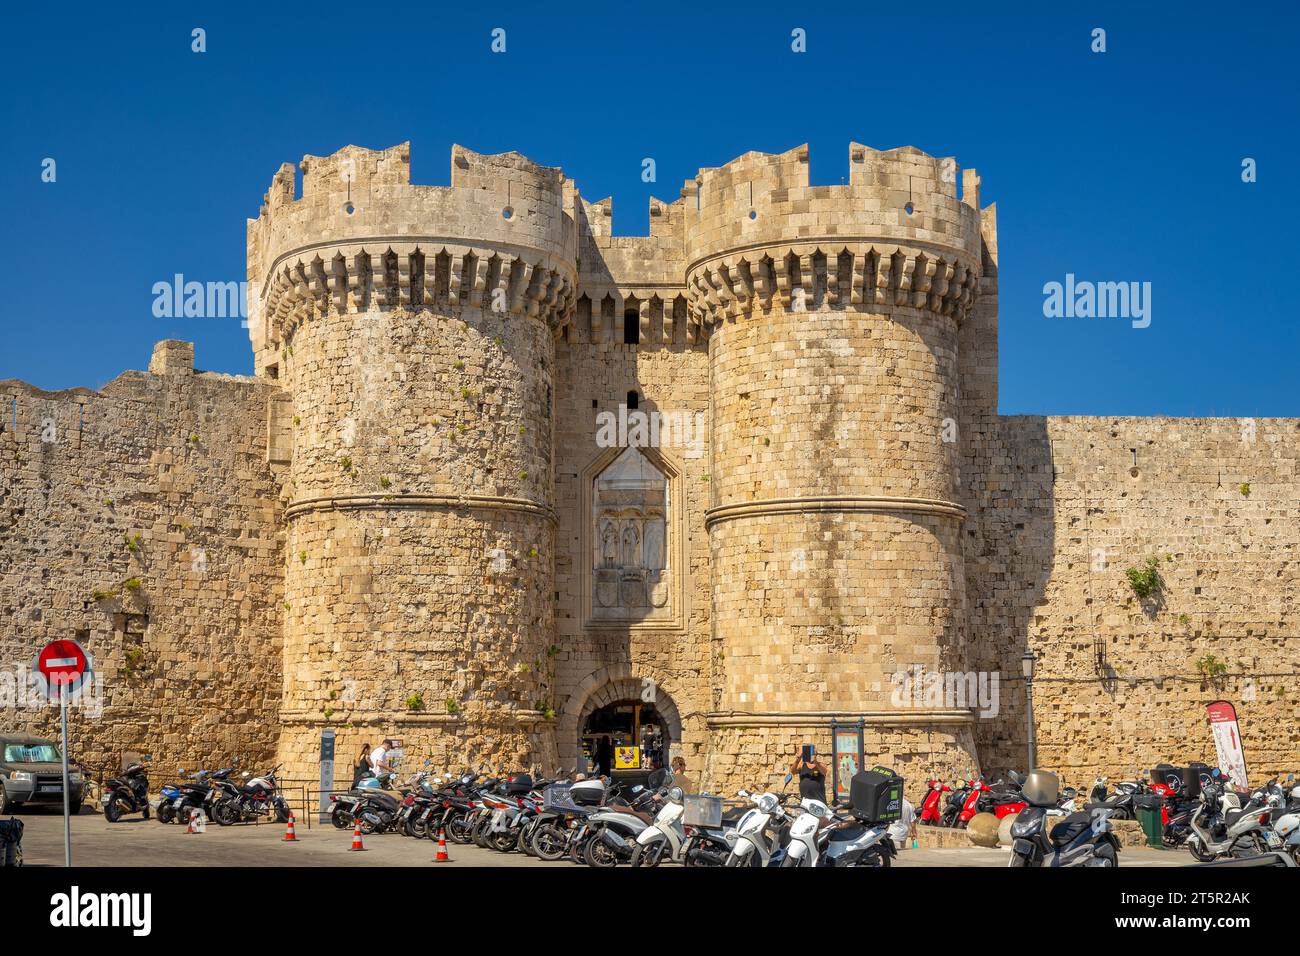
826,821 -> 866,842
721,806 -> 748,826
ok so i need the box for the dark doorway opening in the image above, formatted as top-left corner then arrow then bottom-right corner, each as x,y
580,698 -> 670,783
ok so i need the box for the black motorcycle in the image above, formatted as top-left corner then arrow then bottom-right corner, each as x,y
212,764 -> 290,825
103,758 -> 151,822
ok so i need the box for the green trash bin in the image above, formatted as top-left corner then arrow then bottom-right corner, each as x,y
1134,795 -> 1164,848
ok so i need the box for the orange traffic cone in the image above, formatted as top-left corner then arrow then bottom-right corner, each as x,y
434,828 -> 450,862
349,821 -> 366,851
282,813 -> 298,842
185,809 -> 196,834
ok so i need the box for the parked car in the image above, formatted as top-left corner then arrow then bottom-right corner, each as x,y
0,735 -> 83,813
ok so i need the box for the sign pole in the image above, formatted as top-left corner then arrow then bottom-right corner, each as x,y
60,680 -> 71,867
33,637 -> 93,869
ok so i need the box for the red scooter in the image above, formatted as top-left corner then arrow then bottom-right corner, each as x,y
956,771 -> 1028,826
918,779 -> 951,826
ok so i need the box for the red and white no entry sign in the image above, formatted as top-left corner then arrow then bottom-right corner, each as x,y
33,638 -> 94,699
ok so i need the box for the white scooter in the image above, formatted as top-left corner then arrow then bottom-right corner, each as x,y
630,786 -> 687,866
1185,776 -> 1285,861
724,775 -> 794,867
1273,776 -> 1300,863
781,797 -> 832,867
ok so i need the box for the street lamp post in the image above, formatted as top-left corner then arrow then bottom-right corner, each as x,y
1021,650 -> 1037,771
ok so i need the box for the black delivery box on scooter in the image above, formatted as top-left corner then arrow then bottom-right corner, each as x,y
850,767 -> 904,824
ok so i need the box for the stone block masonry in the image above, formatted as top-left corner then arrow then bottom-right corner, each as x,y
1,141 -> 1295,795
0,342 -> 284,772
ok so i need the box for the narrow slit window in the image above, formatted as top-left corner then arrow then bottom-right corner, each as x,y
623,309 -> 639,345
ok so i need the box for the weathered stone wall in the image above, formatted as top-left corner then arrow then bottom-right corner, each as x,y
0,341 -> 284,775
966,414 -> 1300,786
274,301 -> 560,782
690,145 -> 983,793
551,327 -> 712,775
250,144 -> 577,780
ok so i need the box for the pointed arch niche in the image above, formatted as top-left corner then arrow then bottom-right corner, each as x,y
581,444 -> 688,632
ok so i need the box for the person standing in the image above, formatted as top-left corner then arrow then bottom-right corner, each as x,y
791,747 -> 828,803
351,742 -> 372,786
369,739 -> 396,781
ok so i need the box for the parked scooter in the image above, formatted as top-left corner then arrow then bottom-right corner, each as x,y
630,785 -> 687,867
1271,775 -> 1300,864
1185,773 -> 1285,861
723,775 -> 795,867
103,757 -> 152,822
918,779 -> 950,826
586,772 -> 665,867
1008,770 -> 1121,867
781,796 -> 833,867
330,770 -> 403,833
1087,775 -> 1138,820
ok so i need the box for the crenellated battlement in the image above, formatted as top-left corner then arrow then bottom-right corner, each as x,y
246,144 -> 581,370
678,144 -> 985,327
245,140 -> 992,370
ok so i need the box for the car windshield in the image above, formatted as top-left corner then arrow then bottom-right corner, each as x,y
4,744 -> 61,762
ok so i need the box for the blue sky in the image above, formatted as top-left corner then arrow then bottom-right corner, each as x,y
2,2 -> 1296,416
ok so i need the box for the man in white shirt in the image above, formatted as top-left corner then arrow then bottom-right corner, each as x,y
888,797 -> 917,850
369,740 -> 395,780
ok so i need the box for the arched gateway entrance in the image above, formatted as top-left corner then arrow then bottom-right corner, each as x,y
559,672 -> 681,785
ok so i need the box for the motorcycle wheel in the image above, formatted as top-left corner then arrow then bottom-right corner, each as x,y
531,823 -> 569,862
490,828 -> 519,853
104,794 -> 125,823
854,849 -> 890,868
408,817 -> 428,840
1089,844 -> 1117,867
213,801 -> 240,827
471,816 -> 492,848
156,803 -> 175,825
1186,839 -> 1214,863
273,801 -> 290,824
569,834 -> 590,865
630,841 -> 665,868
331,806 -> 354,830
1007,850 -> 1031,867
358,815 -> 378,835
518,824 -> 538,856
446,814 -> 474,845
584,832 -> 620,868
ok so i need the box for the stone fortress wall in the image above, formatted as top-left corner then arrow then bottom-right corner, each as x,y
0,140 -> 1295,794
0,342 -> 284,775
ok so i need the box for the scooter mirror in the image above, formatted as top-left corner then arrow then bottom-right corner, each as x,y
738,789 -> 750,798
783,773 -> 792,786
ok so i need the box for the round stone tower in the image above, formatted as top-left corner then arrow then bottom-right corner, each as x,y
247,143 -> 577,779
687,144 -> 984,791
